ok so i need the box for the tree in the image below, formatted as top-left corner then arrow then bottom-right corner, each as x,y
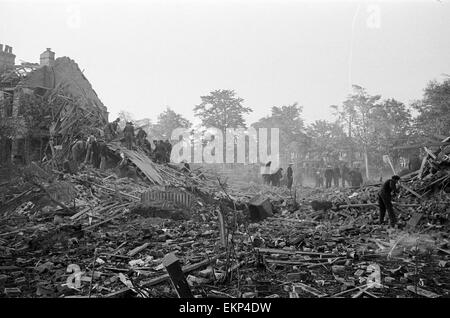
194,89 -> 252,131
368,98 -> 412,166
306,120 -> 347,161
151,107 -> 192,140
412,79 -> 450,136
333,85 -> 382,178
333,86 -> 413,177
252,103 -> 308,162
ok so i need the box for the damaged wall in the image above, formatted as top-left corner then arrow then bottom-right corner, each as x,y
22,56 -> 108,121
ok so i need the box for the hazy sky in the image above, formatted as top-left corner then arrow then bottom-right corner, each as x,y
1,0 -> 449,125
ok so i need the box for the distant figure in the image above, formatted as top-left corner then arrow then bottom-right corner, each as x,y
349,167 -> 364,187
378,175 -> 400,227
104,118 -> 120,141
324,166 -> 334,188
123,122 -> 135,150
262,161 -> 272,184
71,138 -> 85,163
332,165 -> 340,187
341,163 -> 350,187
181,160 -> 191,174
91,138 -> 100,168
98,139 -> 108,170
117,152 -> 135,178
136,128 -> 147,148
286,163 -> 294,190
297,167 -> 304,187
84,135 -> 97,165
271,168 -> 283,186
315,168 -> 324,188
155,140 -> 166,163
164,140 -> 172,163
143,139 -> 153,155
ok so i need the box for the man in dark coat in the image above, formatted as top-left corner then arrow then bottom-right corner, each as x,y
104,118 -> 120,141
262,161 -> 272,185
324,166 -> 334,188
155,140 -> 165,163
164,139 -> 172,163
97,139 -> 108,170
84,135 -> 97,165
271,168 -> 283,186
378,175 -> 400,227
341,163 -> 350,187
136,128 -> 148,148
71,138 -> 85,163
333,165 -> 341,187
123,122 -> 135,150
286,163 -> 294,190
349,167 -> 364,187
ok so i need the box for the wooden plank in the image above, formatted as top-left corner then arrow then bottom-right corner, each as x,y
106,142 -> 164,185
400,183 -> 422,199
293,282 -> 327,298
256,248 -> 338,258
163,253 -> 193,298
266,259 -> 330,265
127,243 -> 150,257
417,156 -> 428,180
406,285 -> 440,298
407,212 -> 424,229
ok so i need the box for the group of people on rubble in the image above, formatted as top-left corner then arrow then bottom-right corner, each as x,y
314,163 -> 363,188
71,134 -> 108,170
70,118 -> 173,170
262,160 -> 365,190
262,161 -> 295,190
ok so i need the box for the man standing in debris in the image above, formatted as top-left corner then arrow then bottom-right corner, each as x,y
154,140 -> 165,163
262,161 -> 272,184
98,139 -> 108,170
104,118 -> 120,141
136,128 -> 147,148
164,139 -> 172,163
271,167 -> 283,186
286,163 -> 294,190
341,162 -> 350,187
315,167 -> 323,188
333,164 -> 341,188
378,175 -> 400,227
84,134 -> 97,165
123,122 -> 135,150
349,167 -> 363,187
71,138 -> 85,164
324,165 -> 334,188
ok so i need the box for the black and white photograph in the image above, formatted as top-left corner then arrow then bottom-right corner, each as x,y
0,0 -> 449,309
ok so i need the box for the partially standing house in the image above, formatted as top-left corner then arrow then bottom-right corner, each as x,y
0,46 -> 108,165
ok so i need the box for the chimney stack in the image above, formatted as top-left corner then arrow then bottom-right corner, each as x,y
0,43 -> 16,72
40,48 -> 55,67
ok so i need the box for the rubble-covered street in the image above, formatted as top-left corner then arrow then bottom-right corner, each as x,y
1,146 -> 449,298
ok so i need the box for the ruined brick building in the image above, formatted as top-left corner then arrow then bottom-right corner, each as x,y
0,45 -> 108,165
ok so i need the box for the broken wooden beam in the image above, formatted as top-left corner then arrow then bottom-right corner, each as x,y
127,243 -> 150,257
163,253 -> 194,298
105,252 -> 228,297
256,248 -> 338,258
293,282 -> 327,298
400,183 -> 422,199
406,285 -> 440,298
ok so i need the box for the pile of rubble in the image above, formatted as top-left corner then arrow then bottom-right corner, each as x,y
0,155 -> 449,298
